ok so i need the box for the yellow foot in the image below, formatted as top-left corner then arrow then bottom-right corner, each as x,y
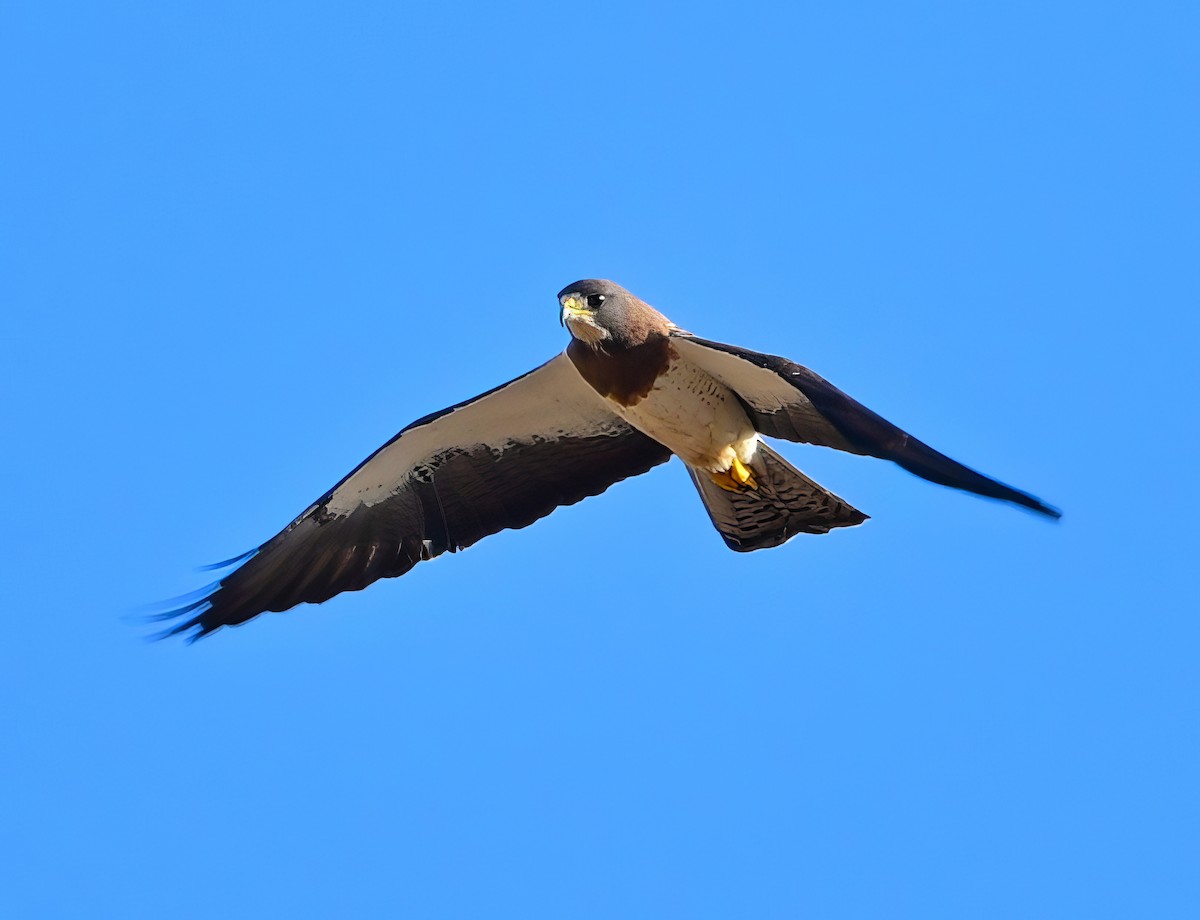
710,457 -> 758,492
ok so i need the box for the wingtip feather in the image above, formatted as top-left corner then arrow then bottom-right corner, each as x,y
197,548 -> 259,572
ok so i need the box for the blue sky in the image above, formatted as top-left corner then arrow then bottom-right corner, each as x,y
2,1 -> 1197,917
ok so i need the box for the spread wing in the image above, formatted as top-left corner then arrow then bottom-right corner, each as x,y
671,335 -> 1060,518
158,354 -> 672,640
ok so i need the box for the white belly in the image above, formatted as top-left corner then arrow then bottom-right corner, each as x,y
607,355 -> 759,472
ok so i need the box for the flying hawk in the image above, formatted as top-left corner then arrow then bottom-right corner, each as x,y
158,279 -> 1058,640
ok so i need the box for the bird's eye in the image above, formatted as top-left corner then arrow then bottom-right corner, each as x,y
586,294 -> 606,309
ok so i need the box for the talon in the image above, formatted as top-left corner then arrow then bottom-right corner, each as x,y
730,456 -> 757,490
710,458 -> 757,493
710,469 -> 741,493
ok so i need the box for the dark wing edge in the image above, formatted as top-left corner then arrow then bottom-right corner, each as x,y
672,335 -> 1061,519
153,354 -> 672,641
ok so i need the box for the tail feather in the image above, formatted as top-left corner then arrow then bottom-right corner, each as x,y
688,442 -> 867,552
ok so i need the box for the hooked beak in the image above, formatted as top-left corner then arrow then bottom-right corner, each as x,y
560,295 -> 590,327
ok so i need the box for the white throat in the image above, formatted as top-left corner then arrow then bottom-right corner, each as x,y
565,315 -> 610,346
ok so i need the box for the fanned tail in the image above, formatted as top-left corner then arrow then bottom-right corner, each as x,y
688,442 -> 867,552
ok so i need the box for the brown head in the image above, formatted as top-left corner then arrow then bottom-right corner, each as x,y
558,279 -> 675,350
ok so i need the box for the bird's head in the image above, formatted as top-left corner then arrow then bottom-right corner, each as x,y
558,279 -> 674,349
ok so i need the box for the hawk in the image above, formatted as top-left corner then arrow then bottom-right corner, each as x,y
157,279 -> 1058,639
